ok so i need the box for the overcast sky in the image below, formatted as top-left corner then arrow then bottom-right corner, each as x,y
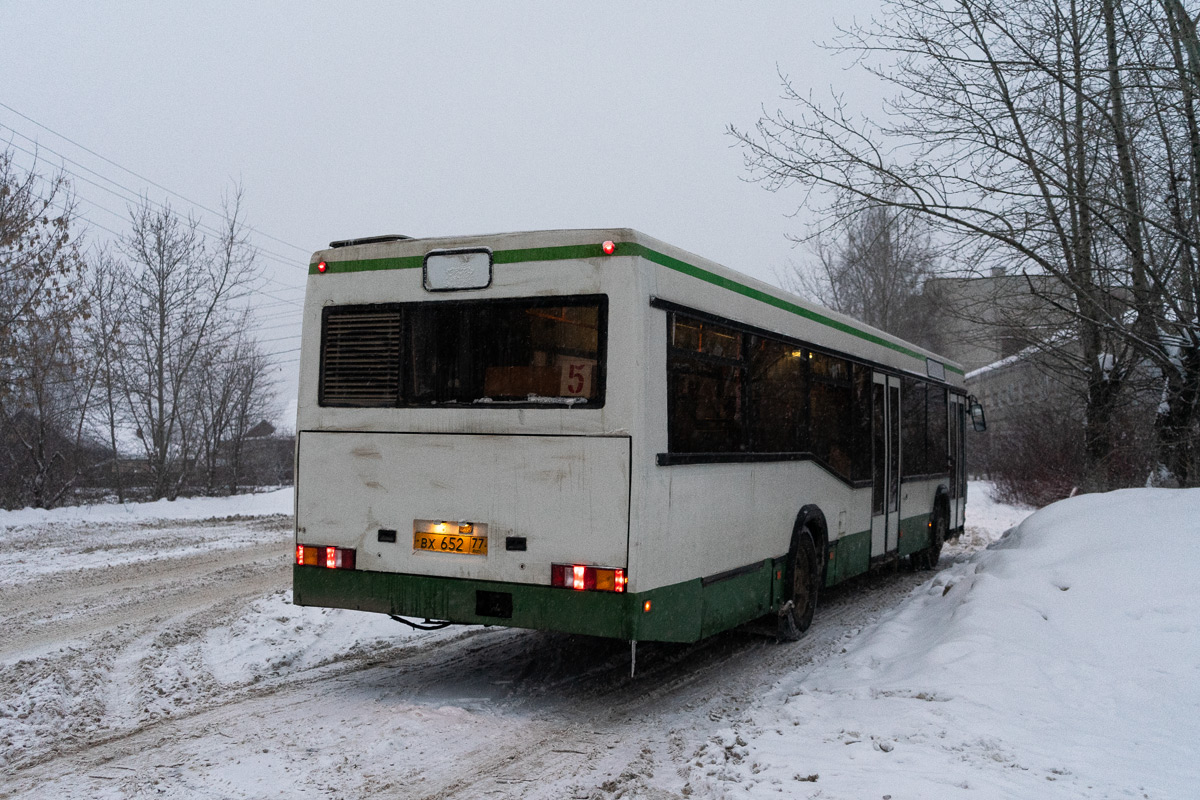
3,1 -> 885,423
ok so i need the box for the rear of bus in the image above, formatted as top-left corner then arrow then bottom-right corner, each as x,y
292,231 -> 648,640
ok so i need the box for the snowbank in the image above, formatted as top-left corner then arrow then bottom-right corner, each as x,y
728,488 -> 1200,798
0,487 -> 293,527
200,589 -> 440,687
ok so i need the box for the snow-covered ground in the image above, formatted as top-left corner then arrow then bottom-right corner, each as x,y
1,483 -> 1194,798
715,488 -> 1200,799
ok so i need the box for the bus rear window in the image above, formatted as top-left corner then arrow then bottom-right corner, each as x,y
320,296 -> 606,408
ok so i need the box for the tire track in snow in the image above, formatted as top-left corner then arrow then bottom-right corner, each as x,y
0,560 -> 289,663
352,569 -> 937,800
443,568 -> 932,799
1,529 -> 943,799
0,535 -> 288,616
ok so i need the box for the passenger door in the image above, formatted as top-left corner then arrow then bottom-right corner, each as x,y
948,394 -> 967,529
870,373 -> 901,558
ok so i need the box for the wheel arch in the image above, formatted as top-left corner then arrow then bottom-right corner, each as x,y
778,503 -> 826,641
791,504 -> 830,582
933,483 -> 951,518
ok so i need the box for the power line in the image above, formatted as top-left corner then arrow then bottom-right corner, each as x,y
0,100 -> 311,256
257,307 -> 306,323
0,127 -> 309,274
256,320 -> 303,335
5,143 -> 308,310
258,332 -> 301,345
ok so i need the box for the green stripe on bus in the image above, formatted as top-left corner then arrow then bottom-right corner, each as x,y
616,242 -> 930,365
309,240 -> 964,376
898,512 -> 933,557
292,565 -> 774,643
493,243 -> 609,264
700,559 -> 776,638
306,244 -> 607,275
828,528 -> 872,585
294,565 -> 713,642
293,528 -> 915,644
310,254 -> 424,274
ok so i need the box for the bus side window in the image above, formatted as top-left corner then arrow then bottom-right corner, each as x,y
667,313 -> 746,453
851,364 -> 872,482
810,352 -> 853,479
667,357 -> 745,453
927,386 -> 948,472
901,378 -> 928,477
748,337 -> 806,453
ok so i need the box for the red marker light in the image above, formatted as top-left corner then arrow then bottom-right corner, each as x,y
551,563 -> 626,592
297,544 -> 354,569
601,240 -> 616,255
317,260 -> 328,273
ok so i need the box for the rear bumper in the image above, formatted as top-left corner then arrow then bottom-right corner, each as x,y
293,562 -> 777,643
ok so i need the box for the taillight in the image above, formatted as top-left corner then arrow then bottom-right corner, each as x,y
296,544 -> 355,570
551,564 -> 626,593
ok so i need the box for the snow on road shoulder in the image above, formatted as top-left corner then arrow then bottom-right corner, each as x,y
0,487 -> 293,528
718,488 -> 1200,799
965,482 -> 1033,536
945,481 -> 1033,557
0,489 -> 295,587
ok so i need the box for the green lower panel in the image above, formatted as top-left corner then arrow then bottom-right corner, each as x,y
700,560 -> 776,639
828,529 -> 872,585
293,565 -> 751,643
898,513 -> 932,557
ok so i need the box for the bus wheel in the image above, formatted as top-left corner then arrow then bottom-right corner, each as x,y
778,526 -> 819,641
914,508 -> 947,570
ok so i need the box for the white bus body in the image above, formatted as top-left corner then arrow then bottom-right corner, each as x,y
294,229 -> 969,642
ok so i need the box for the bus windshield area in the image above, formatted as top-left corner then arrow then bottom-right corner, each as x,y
319,295 -> 606,408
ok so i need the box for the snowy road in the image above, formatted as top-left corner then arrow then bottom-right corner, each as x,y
1,523 -> 287,664
13,486 -> 1190,799
0,493 -> 979,799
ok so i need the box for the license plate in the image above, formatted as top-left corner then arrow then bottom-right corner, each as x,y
413,531 -> 489,556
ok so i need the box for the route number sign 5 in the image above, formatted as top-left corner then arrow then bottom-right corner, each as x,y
559,362 -> 593,397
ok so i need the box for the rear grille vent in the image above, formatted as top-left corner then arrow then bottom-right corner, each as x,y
320,307 -> 402,406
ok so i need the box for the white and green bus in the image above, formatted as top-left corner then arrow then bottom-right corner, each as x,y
293,228 -> 979,646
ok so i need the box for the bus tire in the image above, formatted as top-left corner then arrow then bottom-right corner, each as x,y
778,525 -> 819,641
914,505 -> 947,571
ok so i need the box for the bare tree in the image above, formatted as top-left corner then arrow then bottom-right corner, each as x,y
193,331 -> 241,495
788,195 -> 942,349
731,0 -> 1200,488
0,284 -> 94,508
192,317 -> 275,495
117,189 -> 258,500
223,336 -> 277,494
82,249 -> 130,501
1136,0 -> 1200,483
0,149 -> 93,508
0,150 -> 79,350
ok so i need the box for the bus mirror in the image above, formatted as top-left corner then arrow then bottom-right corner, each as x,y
969,401 -> 987,432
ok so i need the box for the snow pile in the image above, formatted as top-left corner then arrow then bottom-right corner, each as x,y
0,487 -> 293,527
725,488 -> 1200,798
946,482 -> 1033,555
200,589 -> 436,686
